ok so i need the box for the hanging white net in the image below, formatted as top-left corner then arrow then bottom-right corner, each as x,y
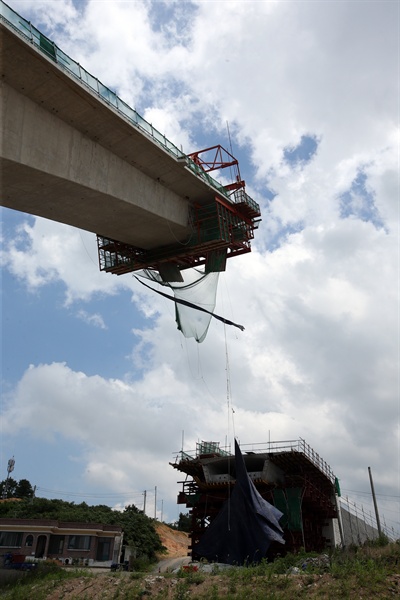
137,268 -> 220,343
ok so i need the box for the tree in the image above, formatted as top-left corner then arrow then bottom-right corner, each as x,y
167,512 -> 191,532
15,479 -> 34,499
176,512 -> 191,532
118,504 -> 165,559
0,477 -> 18,498
0,478 -> 34,499
0,496 -> 165,560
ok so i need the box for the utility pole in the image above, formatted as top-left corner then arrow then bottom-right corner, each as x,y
161,499 -> 163,523
368,466 -> 382,537
143,490 -> 147,516
154,486 -> 157,519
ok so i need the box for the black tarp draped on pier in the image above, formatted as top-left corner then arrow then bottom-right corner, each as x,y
193,439 -> 285,565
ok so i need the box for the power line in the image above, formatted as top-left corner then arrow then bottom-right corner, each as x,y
341,488 -> 400,499
36,487 -> 149,499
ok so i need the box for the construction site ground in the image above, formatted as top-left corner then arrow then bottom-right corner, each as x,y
0,528 -> 398,599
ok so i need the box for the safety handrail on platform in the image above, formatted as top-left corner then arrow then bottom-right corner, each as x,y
173,438 -> 336,484
0,0 -> 241,204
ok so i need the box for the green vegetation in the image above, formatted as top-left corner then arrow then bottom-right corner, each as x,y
167,512 -> 191,533
0,564 -> 91,600
0,478 -> 35,500
3,540 -> 398,599
0,495 -> 165,560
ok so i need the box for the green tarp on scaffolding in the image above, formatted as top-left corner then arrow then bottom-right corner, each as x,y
273,487 -> 303,531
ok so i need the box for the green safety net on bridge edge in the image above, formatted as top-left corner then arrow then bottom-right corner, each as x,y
273,488 -> 303,531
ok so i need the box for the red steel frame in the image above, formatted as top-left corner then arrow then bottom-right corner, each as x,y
187,145 -> 245,192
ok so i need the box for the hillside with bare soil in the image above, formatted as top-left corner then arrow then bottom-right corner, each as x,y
155,523 -> 190,559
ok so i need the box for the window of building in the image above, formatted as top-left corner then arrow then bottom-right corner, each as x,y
48,535 -> 65,554
0,532 -> 23,547
25,534 -> 34,547
67,535 -> 91,551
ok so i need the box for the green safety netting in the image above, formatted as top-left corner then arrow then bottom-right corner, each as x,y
272,489 -> 289,528
273,487 -> 303,531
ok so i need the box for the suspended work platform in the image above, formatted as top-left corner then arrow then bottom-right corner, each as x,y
97,145 -> 261,277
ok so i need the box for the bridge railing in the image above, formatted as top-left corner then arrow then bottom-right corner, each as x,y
0,0 -> 233,201
172,438 -> 336,484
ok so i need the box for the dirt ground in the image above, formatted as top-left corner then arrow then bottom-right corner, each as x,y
155,522 -> 190,559
43,570 -> 400,600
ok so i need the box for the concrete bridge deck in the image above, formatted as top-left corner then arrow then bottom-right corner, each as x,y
1,1 -> 260,275
0,2 -> 226,250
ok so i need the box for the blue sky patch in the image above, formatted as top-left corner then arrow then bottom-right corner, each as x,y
284,134 -> 319,166
148,0 -> 197,46
71,0 -> 87,10
339,170 -> 384,229
266,219 -> 305,251
1,238 -> 150,386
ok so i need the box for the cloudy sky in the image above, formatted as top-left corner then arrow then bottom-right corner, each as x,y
1,0 -> 399,534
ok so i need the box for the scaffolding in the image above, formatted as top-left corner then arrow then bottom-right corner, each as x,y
95,137 -> 262,276
171,438 -> 339,557
97,191 -> 261,276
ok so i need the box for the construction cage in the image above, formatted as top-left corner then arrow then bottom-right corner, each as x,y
97,192 -> 261,276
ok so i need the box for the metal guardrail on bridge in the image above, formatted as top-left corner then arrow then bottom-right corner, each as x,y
173,438 -> 336,484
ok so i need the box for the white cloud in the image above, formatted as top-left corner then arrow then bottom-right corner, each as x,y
76,309 -> 107,330
3,217 -> 114,301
